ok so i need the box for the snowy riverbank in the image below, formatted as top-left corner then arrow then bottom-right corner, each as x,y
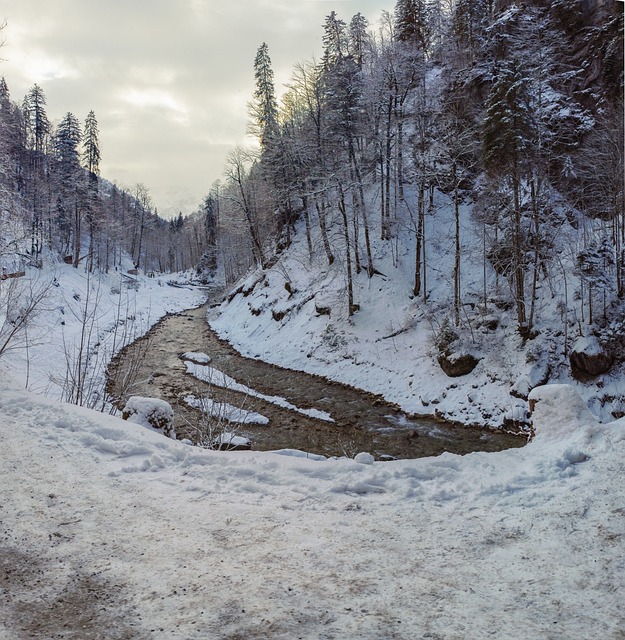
209,190 -> 625,431
1,375 -> 623,638
1,258 -> 206,402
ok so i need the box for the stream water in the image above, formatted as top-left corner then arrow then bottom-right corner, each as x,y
108,301 -> 524,460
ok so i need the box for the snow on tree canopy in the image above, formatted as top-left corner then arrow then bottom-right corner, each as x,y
122,396 -> 175,439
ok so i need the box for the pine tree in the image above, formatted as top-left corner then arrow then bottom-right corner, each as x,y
452,0 -> 489,65
250,42 -> 278,152
201,192 -> 219,273
483,60 -> 536,332
53,112 -> 83,265
322,11 -> 348,68
25,84 -> 50,156
82,110 -> 100,177
82,110 -> 101,270
0,78 -> 20,202
349,13 -> 369,69
394,0 -> 429,50
24,84 -> 50,257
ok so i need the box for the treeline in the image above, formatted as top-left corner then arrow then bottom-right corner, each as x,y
211,0 -> 623,334
0,77 -> 213,275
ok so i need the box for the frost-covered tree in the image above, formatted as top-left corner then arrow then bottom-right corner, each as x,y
322,11 -> 349,68
23,84 -> 50,257
82,111 -> 101,270
452,0 -> 489,66
52,112 -> 83,264
394,0 -> 429,50
82,110 -> 100,177
349,13 -> 370,69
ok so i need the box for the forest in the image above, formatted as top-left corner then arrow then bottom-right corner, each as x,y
1,0 -> 623,339
216,0 -> 623,336
0,78 -> 212,276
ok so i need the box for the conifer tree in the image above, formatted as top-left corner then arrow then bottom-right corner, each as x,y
82,111 -> 101,269
322,11 -> 348,68
483,60 -> 536,332
24,84 -> 50,257
349,13 -> 369,69
394,0 -> 429,50
82,110 -> 100,178
250,42 -> 278,152
53,112 -> 83,265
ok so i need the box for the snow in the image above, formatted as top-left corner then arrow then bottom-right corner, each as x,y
208,186 -> 625,429
123,395 -> 176,437
0,258 -> 205,402
2,196 -> 624,636
354,451 -> 375,465
184,359 -> 335,422
213,431 -> 252,448
184,393 -> 270,425
181,351 -> 212,364
1,374 -> 624,638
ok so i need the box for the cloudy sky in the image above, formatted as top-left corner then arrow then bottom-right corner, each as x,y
0,0 -> 392,217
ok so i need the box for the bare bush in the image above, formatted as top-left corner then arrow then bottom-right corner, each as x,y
0,275 -> 53,378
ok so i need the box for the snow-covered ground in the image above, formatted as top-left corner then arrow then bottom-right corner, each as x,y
1,214 -> 624,637
0,257 -> 205,402
209,188 -> 625,431
1,374 -> 624,639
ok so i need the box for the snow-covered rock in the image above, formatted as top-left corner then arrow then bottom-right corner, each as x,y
354,452 -> 375,465
570,335 -> 614,378
122,396 -> 175,438
181,351 -> 211,365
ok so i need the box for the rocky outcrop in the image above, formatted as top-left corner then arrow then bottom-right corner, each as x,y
570,336 -> 614,379
438,352 -> 480,378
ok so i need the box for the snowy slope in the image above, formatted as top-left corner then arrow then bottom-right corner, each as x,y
0,257 -> 206,403
1,375 -> 623,639
209,188 -> 625,431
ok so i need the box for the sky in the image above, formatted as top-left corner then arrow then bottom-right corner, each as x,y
0,0 -> 392,217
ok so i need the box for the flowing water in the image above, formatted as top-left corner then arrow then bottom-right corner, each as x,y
107,300 -> 524,460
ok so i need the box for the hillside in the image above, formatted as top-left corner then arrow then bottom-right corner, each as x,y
209,182 -> 625,432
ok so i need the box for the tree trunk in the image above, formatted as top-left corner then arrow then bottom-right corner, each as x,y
73,201 -> 81,269
338,185 -> 356,316
453,169 -> 461,326
302,195 -> 313,263
315,197 -> 334,265
413,181 -> 425,297
512,172 -> 527,331
528,176 -> 540,332
350,146 -> 374,277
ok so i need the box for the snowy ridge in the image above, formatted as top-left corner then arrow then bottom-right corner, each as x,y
1,374 -> 624,637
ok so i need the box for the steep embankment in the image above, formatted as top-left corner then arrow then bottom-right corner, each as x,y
209,187 -> 625,431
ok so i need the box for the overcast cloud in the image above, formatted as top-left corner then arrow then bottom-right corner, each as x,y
1,0 -> 391,216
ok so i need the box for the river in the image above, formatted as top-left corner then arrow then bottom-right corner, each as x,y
107,302 -> 524,460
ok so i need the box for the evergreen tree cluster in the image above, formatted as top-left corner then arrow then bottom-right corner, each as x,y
0,79 -> 210,274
